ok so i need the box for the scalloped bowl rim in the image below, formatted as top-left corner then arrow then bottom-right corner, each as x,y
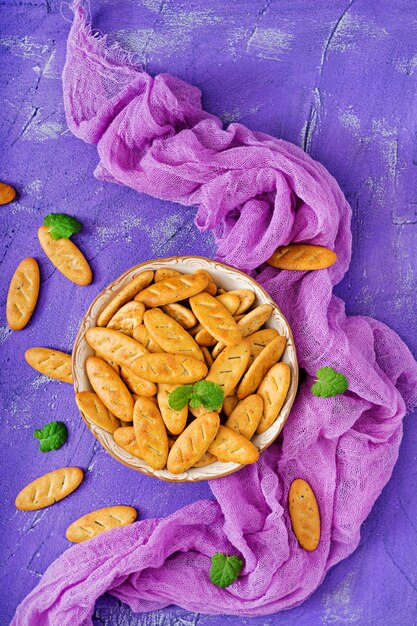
72,256 -> 298,482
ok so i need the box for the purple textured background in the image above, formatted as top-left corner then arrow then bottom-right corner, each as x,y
1,1 -> 416,625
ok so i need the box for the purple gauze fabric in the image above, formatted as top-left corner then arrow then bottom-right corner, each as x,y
12,3 -> 417,624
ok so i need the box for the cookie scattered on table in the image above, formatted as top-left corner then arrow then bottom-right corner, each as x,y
0,182 -> 16,205
15,467 -> 84,511
267,243 -> 337,270
38,225 -> 92,286
6,257 -> 40,330
25,347 -> 73,383
66,505 -> 137,542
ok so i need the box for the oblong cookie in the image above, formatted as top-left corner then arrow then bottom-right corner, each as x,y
256,362 -> 291,433
97,270 -> 154,326
133,325 -> 163,353
216,292 -> 240,315
135,272 -> 208,307
157,383 -> 188,435
212,304 -> 273,358
224,394 -> 263,439
25,347 -> 73,383
195,328 -> 217,347
107,301 -> 145,337
206,341 -> 250,397
167,411 -> 220,474
85,328 -> 148,373
86,357 -> 134,422
133,397 -> 168,470
114,426 -> 142,458
208,425 -> 259,464
6,258 -> 40,330
237,335 -> 286,399
222,395 -> 239,418
289,479 -> 320,551
0,182 -> 16,205
120,366 -> 156,397
133,353 -> 207,384
267,243 -> 337,270
75,391 -> 120,433
161,303 -> 197,329
189,292 -> 241,347
195,269 -> 217,295
227,289 -> 256,315
154,268 -> 182,282
66,505 -> 137,543
143,309 -> 203,361
201,346 -> 214,369
38,225 -> 92,286
246,329 -> 279,362
15,467 -> 83,511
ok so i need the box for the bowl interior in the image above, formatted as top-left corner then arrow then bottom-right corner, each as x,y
72,256 -> 298,482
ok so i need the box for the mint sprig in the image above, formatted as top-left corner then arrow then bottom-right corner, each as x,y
33,421 -> 68,452
44,213 -> 82,240
209,553 -> 243,588
311,367 -> 348,398
169,380 -> 224,412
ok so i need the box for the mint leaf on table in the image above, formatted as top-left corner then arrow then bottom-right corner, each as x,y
33,421 -> 68,452
191,380 -> 224,411
209,553 -> 243,588
169,381 -> 224,412
311,367 -> 348,398
44,213 -> 82,240
168,385 -> 194,411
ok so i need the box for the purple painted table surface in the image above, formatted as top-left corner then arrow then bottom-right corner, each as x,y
1,1 -> 416,624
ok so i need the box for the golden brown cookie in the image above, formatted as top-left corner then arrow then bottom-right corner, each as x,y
206,340 -> 250,397
224,394 -> 263,439
288,479 -> 320,551
189,292 -> 241,347
133,397 -> 168,470
216,292 -> 240,315
38,225 -> 92,286
66,505 -> 137,542
143,309 -> 203,361
201,346 -> 214,369
157,383 -> 188,434
161,303 -> 197,329
97,270 -> 154,326
6,258 -> 40,331
154,268 -> 182,282
222,395 -> 239,418
208,426 -> 259,464
195,328 -> 217,347
167,411 -> 220,474
227,289 -> 256,315
75,391 -> 120,433
86,357 -> 134,422
107,301 -> 145,337
246,329 -> 280,362
212,304 -> 273,358
25,347 -> 73,383
114,426 -> 142,458
195,269 -> 217,295
256,362 -> 291,433
237,335 -> 286,399
132,325 -> 163,353
135,272 -> 208,306
0,182 -> 16,205
15,467 -> 83,511
133,353 -> 207,384
85,328 -> 148,373
120,366 -> 157,397
193,450 -> 217,468
267,243 -> 337,270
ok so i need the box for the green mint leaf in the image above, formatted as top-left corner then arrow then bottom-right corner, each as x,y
193,380 -> 224,410
189,395 -> 202,409
33,421 -> 68,452
44,213 -> 82,240
311,367 -> 348,398
209,553 -> 243,588
168,385 -> 194,411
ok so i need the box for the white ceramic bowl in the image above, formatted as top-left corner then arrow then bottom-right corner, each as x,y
72,256 -> 298,481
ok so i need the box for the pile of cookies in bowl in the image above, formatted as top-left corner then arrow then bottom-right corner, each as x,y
73,256 -> 298,481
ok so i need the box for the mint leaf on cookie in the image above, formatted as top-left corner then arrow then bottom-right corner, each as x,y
311,367 -> 348,398
209,553 -> 243,588
192,380 -> 224,411
33,421 -> 68,452
44,213 -> 82,240
168,385 -> 194,411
